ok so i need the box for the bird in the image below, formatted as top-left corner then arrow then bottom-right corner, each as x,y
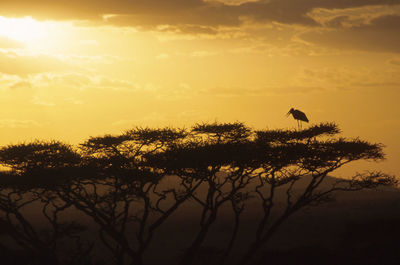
287,108 -> 309,129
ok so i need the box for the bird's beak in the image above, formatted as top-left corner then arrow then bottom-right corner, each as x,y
286,111 -> 291,117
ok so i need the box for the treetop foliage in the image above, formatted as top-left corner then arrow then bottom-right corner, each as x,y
255,122 -> 340,144
125,127 -> 188,144
192,121 -> 252,143
0,122 -> 389,181
0,140 -> 80,172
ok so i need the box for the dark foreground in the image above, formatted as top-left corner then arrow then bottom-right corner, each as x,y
1,187 -> 399,265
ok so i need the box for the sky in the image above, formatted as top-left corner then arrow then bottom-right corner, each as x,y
0,0 -> 399,177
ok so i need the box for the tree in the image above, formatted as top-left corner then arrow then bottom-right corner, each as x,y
58,127 -> 200,265
146,122 -> 395,265
0,141 -> 91,265
0,122 -> 395,265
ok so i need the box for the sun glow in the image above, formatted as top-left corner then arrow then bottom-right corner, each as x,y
0,16 -> 48,43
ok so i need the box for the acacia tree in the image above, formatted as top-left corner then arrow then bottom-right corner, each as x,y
0,141 -> 92,265
0,122 -> 395,265
146,122 -> 395,265
55,127 -> 205,265
146,122 -> 259,265
235,124 -> 394,265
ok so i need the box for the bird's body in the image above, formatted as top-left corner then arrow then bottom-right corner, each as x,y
287,108 -> 309,129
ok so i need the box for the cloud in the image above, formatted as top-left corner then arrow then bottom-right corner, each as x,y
308,5 -> 400,28
294,67 -> 400,91
156,53 -> 170,60
9,81 -> 32,90
0,37 -> 25,48
388,58 -> 400,67
367,13 -> 400,29
177,25 -> 219,35
112,110 -> 202,127
26,73 -> 140,92
93,76 -> 141,91
201,86 -> 267,97
2,0 -> 399,31
190,50 -> 219,57
0,72 -> 144,111
0,119 -> 41,128
31,96 -> 56,106
0,74 -> 23,90
202,84 -> 328,97
65,97 -> 84,105
0,51 -> 70,75
205,0 -> 259,6
300,14 -> 400,53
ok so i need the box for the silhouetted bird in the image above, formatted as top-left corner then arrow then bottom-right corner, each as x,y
287,108 -> 309,129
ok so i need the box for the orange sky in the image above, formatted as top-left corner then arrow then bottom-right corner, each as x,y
0,0 -> 399,177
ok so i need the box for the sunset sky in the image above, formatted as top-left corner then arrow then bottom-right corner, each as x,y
0,0 -> 399,177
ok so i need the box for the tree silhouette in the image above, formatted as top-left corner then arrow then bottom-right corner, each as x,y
0,122 -> 396,265
146,122 -> 395,265
0,141 -> 92,265
57,127 -> 204,265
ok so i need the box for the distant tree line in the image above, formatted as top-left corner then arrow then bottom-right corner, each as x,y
0,122 -> 395,265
